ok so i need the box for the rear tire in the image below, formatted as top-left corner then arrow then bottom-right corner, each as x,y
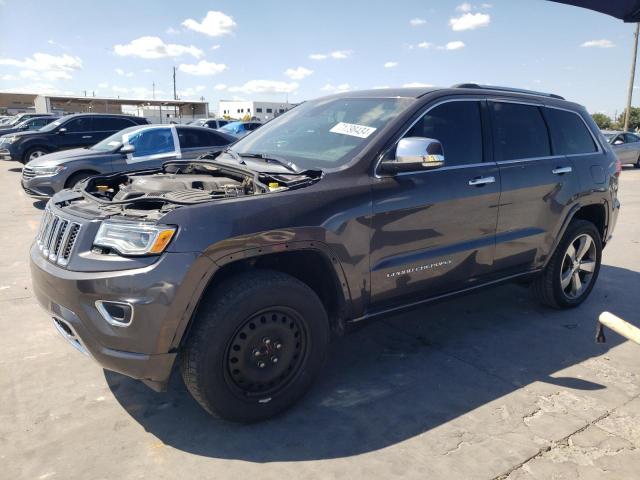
180,270 -> 330,422
22,147 -> 49,164
532,219 -> 602,309
635,155 -> 640,168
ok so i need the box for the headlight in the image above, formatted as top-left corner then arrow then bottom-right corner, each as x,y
94,222 -> 176,256
3,136 -> 18,144
30,165 -> 66,177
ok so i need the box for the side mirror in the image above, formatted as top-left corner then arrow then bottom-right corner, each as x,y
20,124 -> 29,130
58,127 -> 67,134
120,144 -> 135,155
613,139 -> 624,145
380,137 -> 445,174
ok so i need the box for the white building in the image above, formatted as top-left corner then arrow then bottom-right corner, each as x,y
218,100 -> 295,123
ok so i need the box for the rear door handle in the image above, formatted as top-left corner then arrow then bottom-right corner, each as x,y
468,176 -> 496,186
552,166 -> 572,175
82,135 -> 93,139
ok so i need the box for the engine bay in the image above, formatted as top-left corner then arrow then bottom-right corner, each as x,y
68,160 -> 321,219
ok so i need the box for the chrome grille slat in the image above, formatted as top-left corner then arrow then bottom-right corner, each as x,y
22,167 -> 36,179
35,207 -> 81,267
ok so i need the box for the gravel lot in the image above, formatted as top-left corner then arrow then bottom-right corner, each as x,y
1,160 -> 639,480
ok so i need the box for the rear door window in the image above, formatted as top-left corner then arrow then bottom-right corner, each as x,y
93,117 -> 136,132
490,102 -> 551,161
624,133 -> 640,143
545,108 -> 598,155
177,128 -> 212,148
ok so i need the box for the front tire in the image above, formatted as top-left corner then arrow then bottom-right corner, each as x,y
532,220 -> 602,309
180,270 -> 330,422
22,147 -> 49,164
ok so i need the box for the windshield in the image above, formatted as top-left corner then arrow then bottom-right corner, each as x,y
219,121 -> 243,134
89,125 -> 143,152
602,132 -> 616,142
229,97 -> 413,170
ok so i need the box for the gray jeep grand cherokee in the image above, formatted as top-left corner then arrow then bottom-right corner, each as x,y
30,84 -> 620,422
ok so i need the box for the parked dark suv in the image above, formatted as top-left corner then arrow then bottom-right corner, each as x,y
30,85 -> 620,422
0,113 -> 148,163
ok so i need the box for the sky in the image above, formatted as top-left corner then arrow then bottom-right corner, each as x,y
0,0 -> 636,117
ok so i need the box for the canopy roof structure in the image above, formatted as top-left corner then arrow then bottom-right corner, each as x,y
549,0 -> 640,22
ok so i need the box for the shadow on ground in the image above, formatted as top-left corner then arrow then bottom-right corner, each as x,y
105,264 -> 637,462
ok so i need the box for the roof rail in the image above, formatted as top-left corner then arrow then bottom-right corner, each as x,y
451,83 -> 565,100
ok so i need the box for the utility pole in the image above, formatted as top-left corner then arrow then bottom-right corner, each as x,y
623,23 -> 640,132
173,66 -> 177,100
152,81 -> 155,100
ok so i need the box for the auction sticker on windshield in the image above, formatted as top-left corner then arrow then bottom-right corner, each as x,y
330,122 -> 377,139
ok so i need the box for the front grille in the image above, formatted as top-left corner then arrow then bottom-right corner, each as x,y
22,167 -> 36,179
36,208 -> 81,266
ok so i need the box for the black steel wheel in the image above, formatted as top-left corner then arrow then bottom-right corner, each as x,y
180,270 -> 330,422
225,307 -> 307,398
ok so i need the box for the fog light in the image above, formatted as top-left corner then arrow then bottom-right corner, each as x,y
95,300 -> 134,327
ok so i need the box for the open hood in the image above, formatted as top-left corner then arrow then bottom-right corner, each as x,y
549,0 -> 640,22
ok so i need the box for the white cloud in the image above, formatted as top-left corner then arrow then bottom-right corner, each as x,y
1,83 -> 74,95
410,18 -> 426,26
402,82 -> 433,88
417,42 -> 432,49
227,80 -> 298,94
182,11 -> 236,37
97,82 -> 109,88
211,44 -> 221,50
178,85 -> 206,99
581,39 -> 615,48
449,12 -> 490,31
114,36 -> 203,59
178,60 -> 228,76
0,52 -> 82,82
284,66 -> 313,80
115,68 -> 134,77
321,83 -> 351,92
142,68 -> 153,73
457,2 -> 473,12
165,27 -> 180,35
214,83 -> 227,90
0,73 -> 16,81
309,50 -> 352,60
383,61 -> 398,68
443,41 -> 465,50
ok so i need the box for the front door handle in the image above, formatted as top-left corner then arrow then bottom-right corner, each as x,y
552,166 -> 572,175
82,135 -> 93,139
468,176 -> 496,186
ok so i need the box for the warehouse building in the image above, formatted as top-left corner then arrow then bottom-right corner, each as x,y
218,100 -> 295,122
0,92 -> 209,123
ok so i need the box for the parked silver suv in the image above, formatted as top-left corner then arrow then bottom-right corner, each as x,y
602,130 -> 640,168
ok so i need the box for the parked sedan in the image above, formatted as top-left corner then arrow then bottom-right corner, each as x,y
21,125 -> 237,198
189,118 -> 230,129
0,116 -> 59,136
0,112 -> 56,130
217,120 -> 262,138
602,130 -> 640,167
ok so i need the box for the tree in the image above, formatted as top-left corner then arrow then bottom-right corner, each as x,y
617,107 -> 640,131
591,112 -> 612,130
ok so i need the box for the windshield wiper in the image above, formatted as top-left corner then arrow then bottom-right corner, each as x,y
222,148 -> 246,165
238,152 -> 299,173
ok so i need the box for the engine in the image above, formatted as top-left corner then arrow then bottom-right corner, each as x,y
112,174 -> 248,203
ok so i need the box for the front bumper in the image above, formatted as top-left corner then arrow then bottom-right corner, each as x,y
30,245 -> 212,390
0,147 -> 16,161
21,174 -> 58,198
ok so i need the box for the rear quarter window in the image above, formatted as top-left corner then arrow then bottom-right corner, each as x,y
545,108 -> 598,155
